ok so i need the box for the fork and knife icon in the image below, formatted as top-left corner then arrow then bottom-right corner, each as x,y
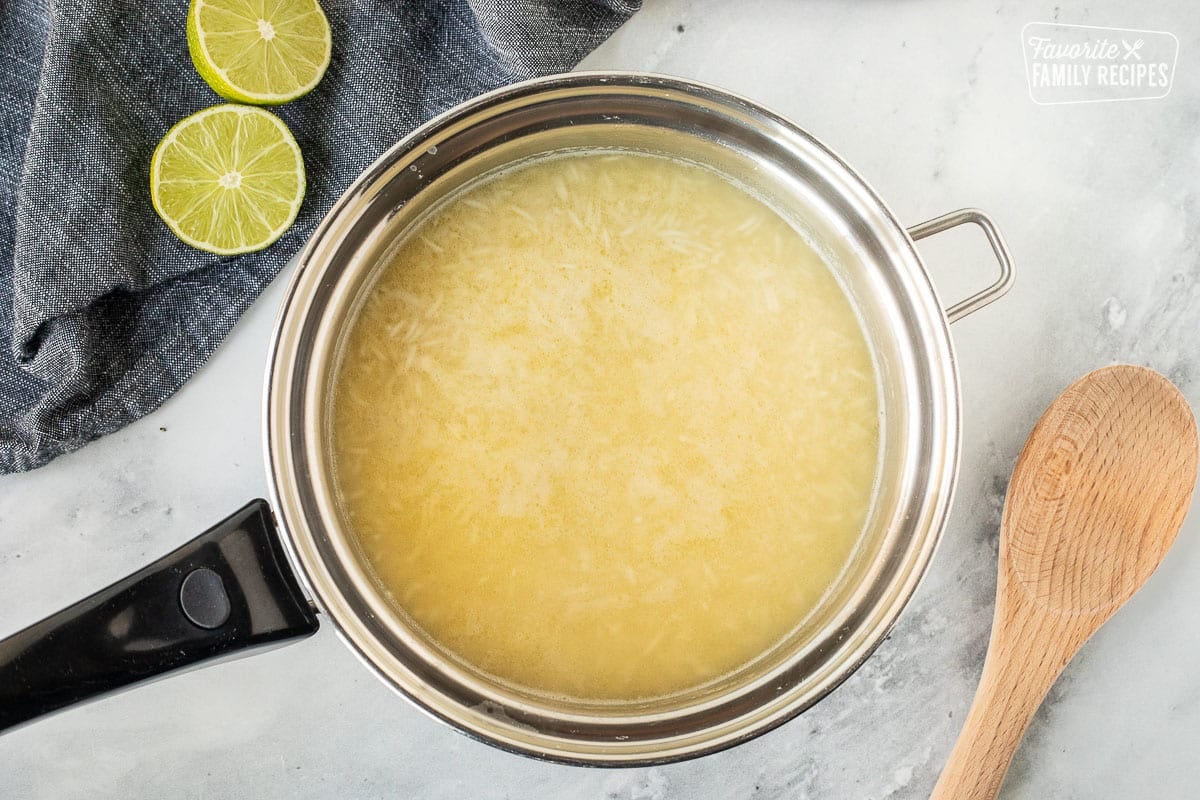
1122,38 -> 1145,60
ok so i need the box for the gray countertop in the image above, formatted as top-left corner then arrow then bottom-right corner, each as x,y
3,0 -> 1199,796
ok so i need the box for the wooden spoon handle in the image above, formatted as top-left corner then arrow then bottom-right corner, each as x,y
930,593 -> 1075,800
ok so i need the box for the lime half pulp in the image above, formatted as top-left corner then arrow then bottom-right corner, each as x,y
187,0 -> 332,105
150,104 -> 305,255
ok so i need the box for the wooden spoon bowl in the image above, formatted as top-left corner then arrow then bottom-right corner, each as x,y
932,365 -> 1198,799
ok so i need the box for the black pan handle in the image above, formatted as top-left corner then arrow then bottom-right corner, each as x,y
0,499 -> 318,734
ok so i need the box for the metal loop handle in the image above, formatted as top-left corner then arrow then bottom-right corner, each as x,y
907,208 -> 1015,323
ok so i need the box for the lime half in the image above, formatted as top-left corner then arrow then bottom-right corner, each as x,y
150,104 -> 305,255
188,0 -> 332,105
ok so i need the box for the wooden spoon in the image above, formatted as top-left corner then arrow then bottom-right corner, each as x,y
931,365 -> 1198,800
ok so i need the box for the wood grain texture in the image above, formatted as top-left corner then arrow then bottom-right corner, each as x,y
931,365 -> 1199,800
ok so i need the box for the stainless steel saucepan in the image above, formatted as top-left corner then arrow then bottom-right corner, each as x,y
0,73 -> 1012,765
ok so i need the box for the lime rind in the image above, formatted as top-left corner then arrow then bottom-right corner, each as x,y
150,104 -> 306,255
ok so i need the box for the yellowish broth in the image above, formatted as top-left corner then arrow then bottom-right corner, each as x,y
330,151 -> 879,700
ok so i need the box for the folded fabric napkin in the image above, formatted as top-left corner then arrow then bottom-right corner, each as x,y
0,0 -> 638,473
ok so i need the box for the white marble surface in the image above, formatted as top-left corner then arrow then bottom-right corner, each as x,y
3,0 -> 1199,796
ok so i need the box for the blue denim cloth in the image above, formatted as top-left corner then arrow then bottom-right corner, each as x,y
0,0 -> 637,473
